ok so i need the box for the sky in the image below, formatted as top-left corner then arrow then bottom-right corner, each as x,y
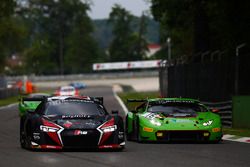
87,0 -> 151,19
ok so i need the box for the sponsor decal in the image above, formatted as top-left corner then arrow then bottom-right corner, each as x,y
151,100 -> 196,105
48,99 -> 94,105
33,133 -> 40,140
74,130 -> 88,135
40,145 -> 62,149
118,131 -> 124,139
93,60 -> 161,71
62,115 -> 91,119
170,119 -> 193,123
99,144 -> 121,149
63,120 -> 73,128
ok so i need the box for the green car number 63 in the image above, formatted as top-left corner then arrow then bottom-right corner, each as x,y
126,98 -> 223,143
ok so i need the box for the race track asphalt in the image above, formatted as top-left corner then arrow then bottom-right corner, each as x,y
0,86 -> 249,167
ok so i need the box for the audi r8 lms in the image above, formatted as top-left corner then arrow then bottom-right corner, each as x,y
54,86 -> 79,96
20,96 -> 125,150
126,98 -> 222,143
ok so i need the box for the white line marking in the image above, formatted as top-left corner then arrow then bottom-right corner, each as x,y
112,87 -> 128,115
223,135 -> 250,143
0,103 -> 18,110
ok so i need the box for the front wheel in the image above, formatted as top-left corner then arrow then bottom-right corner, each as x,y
125,115 -> 133,141
134,118 -> 142,143
20,118 -> 26,148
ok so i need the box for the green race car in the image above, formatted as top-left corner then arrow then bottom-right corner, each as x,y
19,93 -> 50,117
126,98 -> 222,143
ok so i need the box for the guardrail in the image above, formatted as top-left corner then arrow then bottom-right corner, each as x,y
203,101 -> 232,127
0,88 -> 19,99
6,70 -> 159,82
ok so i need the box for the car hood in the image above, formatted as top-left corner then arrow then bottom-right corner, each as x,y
141,112 -> 219,129
44,115 -> 109,129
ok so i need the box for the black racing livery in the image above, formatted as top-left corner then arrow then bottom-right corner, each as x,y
20,96 -> 125,150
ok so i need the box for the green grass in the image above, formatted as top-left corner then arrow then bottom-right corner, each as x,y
223,128 -> 250,137
0,90 -> 54,107
118,91 -> 160,111
0,96 -> 20,107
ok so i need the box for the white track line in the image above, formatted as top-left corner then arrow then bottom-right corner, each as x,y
0,103 -> 18,110
112,88 -> 128,115
223,134 -> 250,143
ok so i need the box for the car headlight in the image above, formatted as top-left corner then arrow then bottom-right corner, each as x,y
101,125 -> 117,133
203,120 -> 213,126
150,119 -> 161,126
40,125 -> 59,132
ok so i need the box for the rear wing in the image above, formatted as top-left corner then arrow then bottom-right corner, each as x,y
90,97 -> 103,105
127,99 -> 147,103
20,97 -> 47,104
20,96 -> 104,105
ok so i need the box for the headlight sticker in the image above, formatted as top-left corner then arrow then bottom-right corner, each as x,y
142,113 -> 162,126
203,120 -> 213,126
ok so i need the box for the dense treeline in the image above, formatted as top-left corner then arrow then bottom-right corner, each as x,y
151,0 -> 250,61
0,1 -> 158,75
18,0 -> 101,74
92,17 -> 159,50
2,0 -> 247,75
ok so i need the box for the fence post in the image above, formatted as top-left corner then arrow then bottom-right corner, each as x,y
235,43 -> 246,95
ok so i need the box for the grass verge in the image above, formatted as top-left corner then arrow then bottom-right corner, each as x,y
117,91 -> 160,111
0,96 -> 19,107
223,128 -> 250,137
0,90 -> 54,107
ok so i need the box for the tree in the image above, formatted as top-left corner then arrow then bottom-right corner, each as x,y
18,0 -> 101,74
150,0 -> 250,60
64,3 -> 100,73
151,0 -> 196,59
0,0 -> 17,72
108,4 -> 148,62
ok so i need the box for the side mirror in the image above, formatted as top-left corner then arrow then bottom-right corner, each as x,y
111,110 -> 119,114
130,110 -> 138,113
27,110 -> 35,114
211,109 -> 219,113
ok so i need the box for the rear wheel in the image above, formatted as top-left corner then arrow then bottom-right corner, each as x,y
134,117 -> 142,143
23,122 -> 33,150
19,118 -> 27,149
125,115 -> 132,141
114,116 -> 125,150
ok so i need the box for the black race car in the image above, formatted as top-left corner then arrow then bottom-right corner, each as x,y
20,96 -> 125,150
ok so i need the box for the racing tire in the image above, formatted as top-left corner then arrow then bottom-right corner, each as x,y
125,115 -> 133,141
23,122 -> 33,150
134,117 -> 142,143
114,116 -> 125,151
20,118 -> 26,149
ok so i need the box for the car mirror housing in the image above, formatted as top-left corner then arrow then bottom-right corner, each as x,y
111,110 -> 119,114
27,110 -> 35,114
130,110 -> 138,113
212,109 -> 219,113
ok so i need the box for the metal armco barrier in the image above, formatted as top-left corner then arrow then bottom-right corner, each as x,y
202,101 -> 232,127
0,88 -> 19,99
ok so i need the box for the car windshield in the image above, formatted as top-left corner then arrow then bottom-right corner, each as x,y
61,88 -> 74,92
44,100 -> 106,116
147,103 -> 207,116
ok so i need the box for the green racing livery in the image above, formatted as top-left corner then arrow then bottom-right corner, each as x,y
126,98 -> 223,143
18,93 -> 50,117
